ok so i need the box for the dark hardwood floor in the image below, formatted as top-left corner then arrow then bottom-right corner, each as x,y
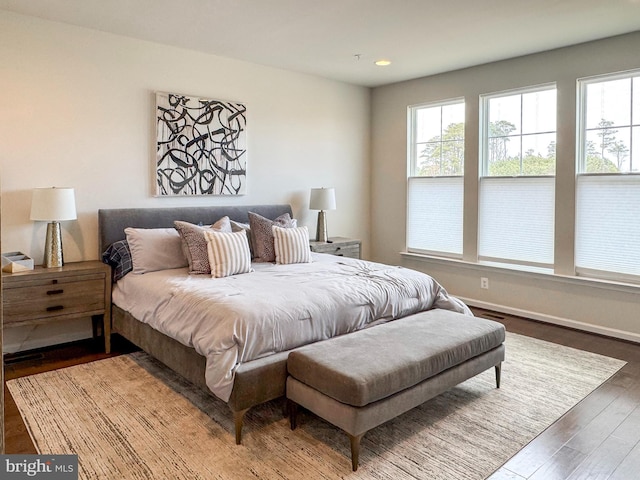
4,309 -> 640,479
475,309 -> 640,480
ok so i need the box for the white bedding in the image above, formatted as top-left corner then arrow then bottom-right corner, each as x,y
112,253 -> 471,401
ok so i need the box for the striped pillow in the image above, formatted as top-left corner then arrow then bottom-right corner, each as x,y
203,230 -> 253,278
175,216 -> 232,275
273,226 -> 312,265
248,212 -> 295,262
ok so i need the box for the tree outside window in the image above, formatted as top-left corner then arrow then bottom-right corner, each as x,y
412,101 -> 464,176
582,76 -> 639,173
484,87 -> 557,177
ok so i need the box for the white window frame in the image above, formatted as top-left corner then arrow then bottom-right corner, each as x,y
576,69 -> 640,174
407,98 -> 465,258
408,98 -> 465,176
575,69 -> 640,283
478,84 -> 557,269
480,83 -> 557,177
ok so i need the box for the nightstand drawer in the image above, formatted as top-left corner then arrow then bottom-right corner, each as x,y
3,274 -> 105,325
309,238 -> 361,259
313,244 -> 360,258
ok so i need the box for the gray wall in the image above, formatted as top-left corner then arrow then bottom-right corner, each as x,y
371,32 -> 640,340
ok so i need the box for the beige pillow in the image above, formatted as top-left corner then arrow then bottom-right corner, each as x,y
273,226 -> 312,265
204,230 -> 253,278
125,227 -> 187,274
175,216 -> 232,274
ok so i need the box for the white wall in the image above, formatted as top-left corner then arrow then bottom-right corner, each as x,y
371,32 -> 640,341
0,11 -> 370,352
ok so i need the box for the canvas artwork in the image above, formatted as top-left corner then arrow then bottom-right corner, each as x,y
155,92 -> 247,196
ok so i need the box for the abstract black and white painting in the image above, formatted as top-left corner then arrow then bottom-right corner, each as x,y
155,92 -> 247,196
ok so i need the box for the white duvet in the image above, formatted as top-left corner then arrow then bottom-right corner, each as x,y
112,253 -> 471,402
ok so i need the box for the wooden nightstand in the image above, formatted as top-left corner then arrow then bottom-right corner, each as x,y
2,260 -> 112,353
309,237 -> 361,259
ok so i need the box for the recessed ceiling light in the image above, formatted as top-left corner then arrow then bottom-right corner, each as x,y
375,59 -> 391,66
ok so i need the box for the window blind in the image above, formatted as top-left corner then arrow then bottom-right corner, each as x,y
407,176 -> 463,257
478,176 -> 555,268
576,174 -> 640,281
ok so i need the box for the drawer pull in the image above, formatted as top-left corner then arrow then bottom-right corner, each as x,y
47,289 -> 64,295
336,254 -> 344,256
46,305 -> 64,312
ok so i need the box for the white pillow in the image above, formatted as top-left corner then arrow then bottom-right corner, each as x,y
272,225 -> 312,265
125,227 -> 188,274
204,230 -> 253,278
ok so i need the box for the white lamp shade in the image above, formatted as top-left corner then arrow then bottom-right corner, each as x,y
309,188 -> 336,211
30,187 -> 77,221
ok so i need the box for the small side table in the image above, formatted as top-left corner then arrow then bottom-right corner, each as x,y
2,260 -> 112,353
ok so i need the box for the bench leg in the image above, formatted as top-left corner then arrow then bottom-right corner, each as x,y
495,363 -> 502,389
233,408 -> 250,445
348,433 -> 364,471
288,400 -> 299,430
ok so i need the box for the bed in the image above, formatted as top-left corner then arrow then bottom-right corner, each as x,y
98,204 -> 471,443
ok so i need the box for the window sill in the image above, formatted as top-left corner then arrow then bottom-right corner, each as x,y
400,251 -> 640,295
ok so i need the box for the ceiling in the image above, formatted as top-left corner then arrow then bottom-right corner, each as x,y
2,0 -> 640,87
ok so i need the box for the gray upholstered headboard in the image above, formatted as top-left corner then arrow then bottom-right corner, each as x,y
98,204 -> 293,254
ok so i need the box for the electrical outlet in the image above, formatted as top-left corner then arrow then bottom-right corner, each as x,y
481,277 -> 489,289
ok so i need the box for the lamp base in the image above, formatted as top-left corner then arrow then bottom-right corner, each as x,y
316,210 -> 328,243
44,221 -> 64,268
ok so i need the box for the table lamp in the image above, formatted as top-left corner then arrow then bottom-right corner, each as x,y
30,187 -> 77,267
309,187 -> 336,243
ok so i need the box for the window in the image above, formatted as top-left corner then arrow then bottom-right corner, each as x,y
576,70 -> 640,282
479,85 -> 557,268
580,75 -> 639,173
407,100 -> 464,257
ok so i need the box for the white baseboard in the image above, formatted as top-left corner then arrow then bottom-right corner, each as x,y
459,296 -> 640,344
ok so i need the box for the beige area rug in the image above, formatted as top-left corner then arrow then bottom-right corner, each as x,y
8,332 -> 624,480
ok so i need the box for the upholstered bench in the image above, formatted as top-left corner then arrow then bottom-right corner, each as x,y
286,309 -> 505,471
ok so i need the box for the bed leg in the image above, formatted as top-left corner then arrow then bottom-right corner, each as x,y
348,433 -> 364,471
233,408 -> 250,445
495,363 -> 502,389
